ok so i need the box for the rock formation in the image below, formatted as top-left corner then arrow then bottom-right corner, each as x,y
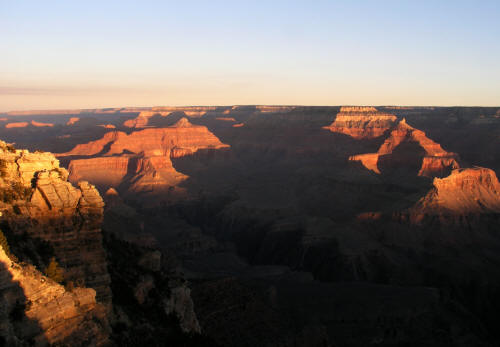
30,121 -> 53,127
350,118 -> 460,177
123,106 -> 218,128
60,118 -> 229,197
66,117 -> 80,125
123,111 -> 171,128
0,141 -> 112,308
5,122 -> 29,129
323,106 -> 397,139
410,167 -> 500,221
0,245 -> 109,345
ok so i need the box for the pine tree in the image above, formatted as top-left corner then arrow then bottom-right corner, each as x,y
0,230 -> 11,259
45,257 -> 64,283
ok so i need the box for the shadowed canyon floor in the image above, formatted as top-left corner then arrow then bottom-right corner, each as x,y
2,105 -> 500,346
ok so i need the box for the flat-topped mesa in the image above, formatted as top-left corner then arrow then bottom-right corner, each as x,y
349,118 -> 459,177
5,122 -> 29,128
339,106 -> 378,113
323,106 -> 397,139
31,120 -> 53,127
255,105 -> 295,113
409,167 -> 500,223
0,140 -> 112,308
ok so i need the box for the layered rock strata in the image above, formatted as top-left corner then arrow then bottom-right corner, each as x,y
410,167 -> 500,222
60,118 -> 229,196
350,119 -> 459,177
323,106 -> 397,139
0,142 -> 112,308
0,246 -> 109,345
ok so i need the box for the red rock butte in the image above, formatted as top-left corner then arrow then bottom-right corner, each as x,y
323,106 -> 397,139
349,118 -> 459,178
409,167 -> 500,222
58,118 -> 229,197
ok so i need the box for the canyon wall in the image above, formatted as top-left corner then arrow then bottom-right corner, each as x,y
61,118 -> 229,198
0,142 -> 112,308
323,106 -> 397,139
349,118 -> 460,177
0,246 -> 109,345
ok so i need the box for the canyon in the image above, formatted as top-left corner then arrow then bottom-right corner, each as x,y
1,105 -> 500,346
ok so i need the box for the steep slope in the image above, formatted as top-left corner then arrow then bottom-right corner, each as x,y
122,106 -> 218,128
410,167 -> 500,221
0,142 -> 112,308
323,106 -> 397,139
0,246 -> 109,345
350,118 -> 459,177
60,118 -> 229,197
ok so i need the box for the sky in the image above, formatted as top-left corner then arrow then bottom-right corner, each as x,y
1,0 -> 499,111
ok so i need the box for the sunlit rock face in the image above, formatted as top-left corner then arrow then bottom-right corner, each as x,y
66,117 -> 80,125
123,106 -> 219,128
323,106 -> 397,139
0,246 -> 109,346
350,118 -> 459,177
410,167 -> 500,219
123,111 -> 172,128
0,141 -> 112,309
60,118 -> 229,198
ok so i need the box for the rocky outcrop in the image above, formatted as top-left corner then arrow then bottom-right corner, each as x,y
123,106 -> 219,128
123,111 -> 171,128
61,118 -> 229,197
255,106 -> 295,113
66,117 -> 80,125
409,167 -> 500,222
68,156 -> 130,188
323,106 -> 397,139
5,122 -> 29,128
350,119 -> 459,177
0,141 -> 112,309
31,121 -> 53,127
0,246 -> 109,346
216,117 -> 237,122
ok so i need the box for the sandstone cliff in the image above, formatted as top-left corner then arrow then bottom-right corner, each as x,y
409,167 -> 500,223
0,141 -> 112,309
0,245 -> 109,346
350,119 -> 460,177
60,118 -> 229,198
323,106 -> 397,139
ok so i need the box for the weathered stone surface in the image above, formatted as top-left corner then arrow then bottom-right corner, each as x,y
323,106 -> 397,139
61,118 -> 229,197
0,140 -> 112,310
0,246 -> 109,346
349,118 -> 459,177
410,167 -> 500,221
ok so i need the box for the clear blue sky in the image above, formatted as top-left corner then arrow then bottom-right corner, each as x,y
1,0 -> 499,111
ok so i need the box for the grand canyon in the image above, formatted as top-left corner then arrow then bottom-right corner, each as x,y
0,105 -> 499,346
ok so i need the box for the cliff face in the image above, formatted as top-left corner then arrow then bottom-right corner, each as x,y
123,111 -> 172,128
0,142 -> 112,308
350,119 -> 459,177
323,106 -> 397,139
0,246 -> 109,346
410,167 -> 500,222
61,118 -> 229,198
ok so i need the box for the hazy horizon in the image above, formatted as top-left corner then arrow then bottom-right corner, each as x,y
2,0 -> 499,111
